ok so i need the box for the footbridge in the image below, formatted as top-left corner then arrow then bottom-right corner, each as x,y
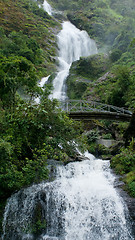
59,100 -> 132,121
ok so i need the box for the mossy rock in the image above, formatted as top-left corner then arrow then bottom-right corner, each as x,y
97,143 -> 111,156
73,53 -> 110,79
66,53 -> 110,99
66,78 -> 88,99
32,201 -> 47,238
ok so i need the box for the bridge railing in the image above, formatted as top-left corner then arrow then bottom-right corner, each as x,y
59,100 -> 132,115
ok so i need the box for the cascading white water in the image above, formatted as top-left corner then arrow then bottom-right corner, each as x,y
38,76 -> 50,88
43,0 -> 52,15
50,22 -> 97,100
2,152 -> 134,240
35,75 -> 50,103
43,0 -> 97,100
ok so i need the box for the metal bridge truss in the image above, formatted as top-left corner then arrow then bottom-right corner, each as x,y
59,100 -> 132,121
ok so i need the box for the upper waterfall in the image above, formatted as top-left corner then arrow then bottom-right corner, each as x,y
42,0 -> 97,100
50,21 -> 97,100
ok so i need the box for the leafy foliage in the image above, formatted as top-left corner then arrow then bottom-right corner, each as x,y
106,66 -> 131,107
67,54 -> 110,100
82,62 -> 135,109
111,139 -> 135,197
0,0 -> 135,233
0,97 -> 83,199
0,0 -> 60,76
86,129 -> 99,144
0,30 -> 42,64
0,55 -> 38,109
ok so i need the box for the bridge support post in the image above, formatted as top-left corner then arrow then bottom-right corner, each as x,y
66,101 -> 69,112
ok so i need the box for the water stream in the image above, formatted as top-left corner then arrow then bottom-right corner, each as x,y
1,1 -> 134,239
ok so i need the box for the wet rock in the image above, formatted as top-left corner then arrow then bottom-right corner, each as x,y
114,175 -> 135,237
75,154 -> 90,162
97,139 -> 116,148
110,141 -> 124,156
120,189 -> 135,237
47,160 -> 64,180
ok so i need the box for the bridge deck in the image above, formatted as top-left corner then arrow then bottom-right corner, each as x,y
69,111 -> 132,121
59,100 -> 132,121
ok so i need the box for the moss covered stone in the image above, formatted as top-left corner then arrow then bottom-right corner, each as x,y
66,53 -> 110,99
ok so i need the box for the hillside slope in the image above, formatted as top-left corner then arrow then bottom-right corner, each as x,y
0,0 -> 60,75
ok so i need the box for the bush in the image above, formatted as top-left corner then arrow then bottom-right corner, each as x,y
111,148 -> 135,174
111,140 -> 135,197
87,142 -> 97,155
110,49 -> 122,62
127,181 -> 135,197
87,129 -> 99,144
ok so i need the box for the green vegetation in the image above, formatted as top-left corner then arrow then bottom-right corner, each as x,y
67,49 -> 135,109
53,0 -> 135,110
39,0 -> 135,203
111,139 -> 135,197
0,0 -> 60,76
83,63 -> 135,109
0,83 -> 84,232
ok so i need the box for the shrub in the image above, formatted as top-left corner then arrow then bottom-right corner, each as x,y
111,140 -> 135,197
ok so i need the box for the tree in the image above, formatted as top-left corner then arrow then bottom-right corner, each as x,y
107,66 -> 131,107
0,56 -> 38,109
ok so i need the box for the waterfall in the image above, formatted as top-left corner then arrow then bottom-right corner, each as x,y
2,153 -> 134,239
50,22 -> 97,100
1,1 -> 134,240
43,1 -> 97,100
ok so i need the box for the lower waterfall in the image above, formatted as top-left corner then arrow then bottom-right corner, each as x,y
2,152 -> 134,240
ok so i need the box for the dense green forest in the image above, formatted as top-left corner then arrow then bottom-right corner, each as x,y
0,0 -> 135,233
